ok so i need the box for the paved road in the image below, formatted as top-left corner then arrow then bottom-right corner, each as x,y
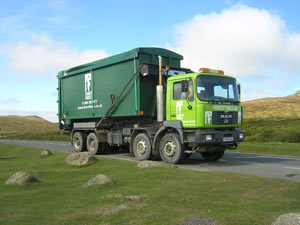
1,139 -> 300,182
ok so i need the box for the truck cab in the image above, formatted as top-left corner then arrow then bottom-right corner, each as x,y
162,68 -> 244,161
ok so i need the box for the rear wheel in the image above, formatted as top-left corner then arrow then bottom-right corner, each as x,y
72,132 -> 86,152
159,133 -> 184,164
201,151 -> 224,161
87,133 -> 99,155
133,133 -> 152,161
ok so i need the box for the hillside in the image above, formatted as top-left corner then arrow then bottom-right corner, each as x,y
0,115 -> 69,141
242,91 -> 300,142
242,91 -> 300,120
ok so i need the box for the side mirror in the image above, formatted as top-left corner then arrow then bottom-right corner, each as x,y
181,80 -> 188,93
237,83 -> 241,97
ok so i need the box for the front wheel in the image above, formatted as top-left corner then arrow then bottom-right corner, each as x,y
201,151 -> 224,161
159,133 -> 184,164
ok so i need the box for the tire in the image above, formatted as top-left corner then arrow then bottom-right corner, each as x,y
201,151 -> 224,161
133,133 -> 152,161
86,132 -> 99,155
159,133 -> 184,164
72,132 -> 86,152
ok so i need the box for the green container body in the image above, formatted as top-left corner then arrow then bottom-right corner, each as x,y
57,47 -> 183,124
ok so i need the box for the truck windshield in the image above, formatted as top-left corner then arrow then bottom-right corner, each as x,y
196,75 -> 240,103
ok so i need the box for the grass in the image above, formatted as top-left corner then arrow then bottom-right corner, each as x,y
242,95 -> 300,143
1,144 -> 300,225
233,142 -> 300,157
242,95 -> 300,120
0,115 -> 69,142
242,118 -> 300,143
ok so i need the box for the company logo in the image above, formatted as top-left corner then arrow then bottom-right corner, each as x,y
205,111 -> 212,124
176,101 -> 184,120
85,73 -> 92,100
213,105 -> 238,111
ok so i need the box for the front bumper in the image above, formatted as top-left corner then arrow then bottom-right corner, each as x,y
194,128 -> 245,145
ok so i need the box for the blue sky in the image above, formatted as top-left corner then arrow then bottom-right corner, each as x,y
1,0 -> 300,122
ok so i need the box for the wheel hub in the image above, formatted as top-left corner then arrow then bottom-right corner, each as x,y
74,137 -> 80,149
164,141 -> 176,157
136,140 -> 147,155
89,139 -> 96,151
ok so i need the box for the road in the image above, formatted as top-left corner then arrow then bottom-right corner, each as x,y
1,139 -> 300,182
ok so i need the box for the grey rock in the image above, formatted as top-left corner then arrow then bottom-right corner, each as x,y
138,160 -> 162,168
179,216 -> 218,225
87,174 -> 114,186
66,152 -> 95,166
41,149 -> 52,156
125,195 -> 143,201
272,213 -> 300,225
5,172 -> 38,185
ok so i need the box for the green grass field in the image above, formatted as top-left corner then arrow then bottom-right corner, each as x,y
0,115 -> 70,142
242,119 -> 300,143
234,142 -> 300,157
1,143 -> 300,225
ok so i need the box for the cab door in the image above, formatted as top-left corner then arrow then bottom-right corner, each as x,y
170,79 -> 196,128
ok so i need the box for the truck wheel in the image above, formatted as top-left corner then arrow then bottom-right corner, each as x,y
159,133 -> 184,164
72,132 -> 86,152
201,151 -> 224,161
86,133 -> 99,155
133,133 -> 152,161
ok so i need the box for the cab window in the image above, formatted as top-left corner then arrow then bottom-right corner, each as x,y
173,80 -> 194,101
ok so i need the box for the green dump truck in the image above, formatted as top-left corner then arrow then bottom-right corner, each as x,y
58,47 -> 244,164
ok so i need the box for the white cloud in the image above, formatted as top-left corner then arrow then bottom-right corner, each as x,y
171,4 -> 300,79
0,34 -> 108,77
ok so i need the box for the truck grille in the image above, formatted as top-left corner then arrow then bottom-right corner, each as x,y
212,111 -> 238,125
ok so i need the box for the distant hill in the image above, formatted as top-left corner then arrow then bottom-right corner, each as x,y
0,115 -> 69,141
242,91 -> 300,120
242,90 -> 300,142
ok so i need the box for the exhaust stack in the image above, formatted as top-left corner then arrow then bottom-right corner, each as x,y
156,56 -> 163,122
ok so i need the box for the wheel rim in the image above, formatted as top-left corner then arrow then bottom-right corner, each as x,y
89,138 -> 96,152
164,141 -> 176,157
136,140 -> 147,156
74,136 -> 81,149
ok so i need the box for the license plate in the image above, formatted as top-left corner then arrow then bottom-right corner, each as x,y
223,137 -> 233,142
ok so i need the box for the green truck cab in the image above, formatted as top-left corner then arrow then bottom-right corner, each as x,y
162,70 -> 244,162
58,47 -> 244,164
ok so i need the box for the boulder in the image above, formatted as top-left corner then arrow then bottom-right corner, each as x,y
66,152 -> 95,166
87,174 -> 114,186
179,216 -> 218,225
137,160 -> 162,168
5,172 -> 38,185
272,213 -> 300,225
41,149 -> 52,156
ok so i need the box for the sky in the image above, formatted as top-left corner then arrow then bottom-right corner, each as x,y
1,0 -> 300,122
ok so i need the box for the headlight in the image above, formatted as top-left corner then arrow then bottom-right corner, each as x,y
239,133 -> 244,139
205,135 -> 213,141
